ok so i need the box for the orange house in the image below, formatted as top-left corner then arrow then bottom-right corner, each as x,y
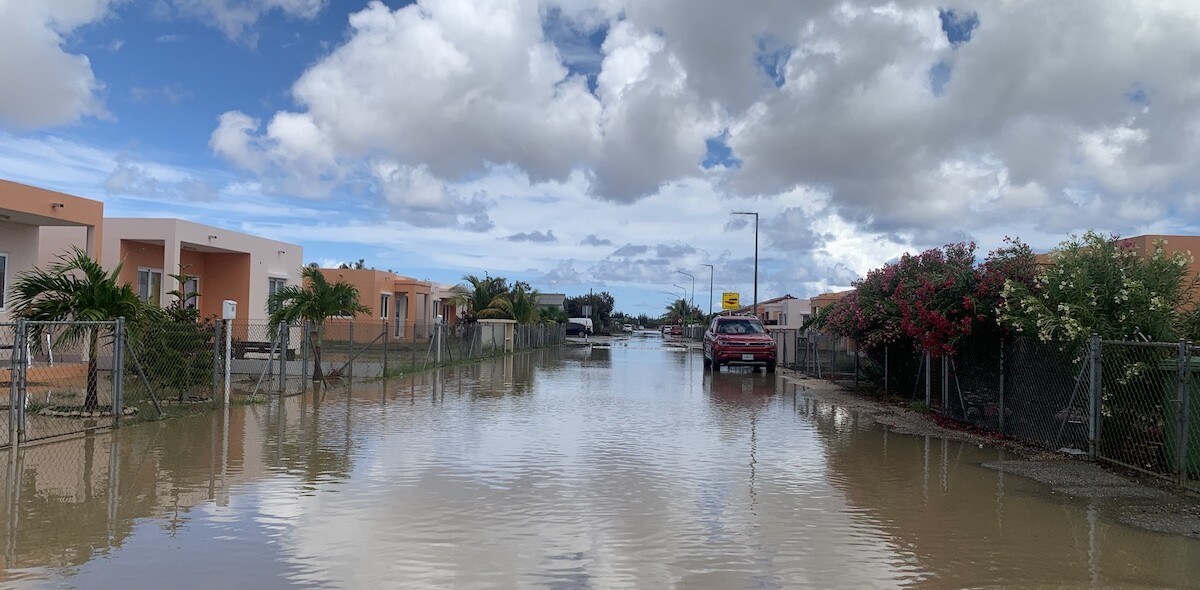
1,180 -> 104,322
318,268 -> 446,342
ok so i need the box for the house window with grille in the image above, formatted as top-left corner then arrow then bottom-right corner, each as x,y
380,294 -> 390,319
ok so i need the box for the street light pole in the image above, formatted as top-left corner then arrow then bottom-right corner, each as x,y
732,211 -> 759,319
701,263 -> 714,317
676,270 -> 694,310
672,284 -> 687,323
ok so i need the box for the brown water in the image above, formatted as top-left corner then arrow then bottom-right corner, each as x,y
1,340 -> 1197,589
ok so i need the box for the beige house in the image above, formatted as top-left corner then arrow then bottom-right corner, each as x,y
731,294 -> 811,329
1,180 -> 105,321
100,218 -> 303,322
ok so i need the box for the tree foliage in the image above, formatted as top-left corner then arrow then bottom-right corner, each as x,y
1001,231 -> 1198,344
267,267 -> 370,380
9,248 -> 144,409
817,239 -> 1039,356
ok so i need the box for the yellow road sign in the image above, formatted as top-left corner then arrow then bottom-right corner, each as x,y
722,292 -> 740,310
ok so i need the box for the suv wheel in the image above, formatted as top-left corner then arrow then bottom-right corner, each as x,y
765,362 -> 776,374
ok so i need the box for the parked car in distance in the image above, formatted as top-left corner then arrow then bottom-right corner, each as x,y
703,315 -> 776,373
566,317 -> 594,337
623,323 -> 634,332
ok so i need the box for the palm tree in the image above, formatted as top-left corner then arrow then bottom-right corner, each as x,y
663,298 -> 700,325
509,282 -> 542,324
10,248 -> 143,410
460,274 -> 512,321
267,267 -> 370,381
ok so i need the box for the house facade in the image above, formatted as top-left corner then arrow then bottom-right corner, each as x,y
318,268 -> 440,341
1,180 -> 105,321
101,218 -> 303,322
732,294 -> 811,329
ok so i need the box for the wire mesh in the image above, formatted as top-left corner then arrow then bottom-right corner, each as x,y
126,317 -> 218,409
943,336 -> 1004,429
18,321 -> 119,443
1186,344 -> 1200,491
1096,341 -> 1183,479
1001,338 -> 1090,454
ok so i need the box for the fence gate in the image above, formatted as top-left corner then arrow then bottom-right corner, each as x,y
3,320 -> 123,447
1097,340 -> 1197,489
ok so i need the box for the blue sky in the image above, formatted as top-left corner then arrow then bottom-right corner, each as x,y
3,1 -> 1199,317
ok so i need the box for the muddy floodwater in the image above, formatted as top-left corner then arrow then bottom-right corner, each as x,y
1,339 -> 1198,589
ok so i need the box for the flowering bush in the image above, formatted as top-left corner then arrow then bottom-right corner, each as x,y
1001,231 -> 1197,344
816,239 -> 1038,356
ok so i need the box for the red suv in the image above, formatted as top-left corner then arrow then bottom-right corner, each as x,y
703,316 -> 777,373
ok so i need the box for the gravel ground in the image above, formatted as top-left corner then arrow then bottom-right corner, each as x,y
781,370 -> 1200,541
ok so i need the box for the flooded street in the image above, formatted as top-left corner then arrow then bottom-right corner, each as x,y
2,339 -> 1198,589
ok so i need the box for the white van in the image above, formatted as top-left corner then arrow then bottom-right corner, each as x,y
566,317 -> 594,336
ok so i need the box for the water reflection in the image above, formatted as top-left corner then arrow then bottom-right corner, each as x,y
805,397 -> 1200,589
0,343 -> 1197,589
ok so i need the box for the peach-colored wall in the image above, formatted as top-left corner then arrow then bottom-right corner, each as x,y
102,218 -> 301,320
117,241 -> 166,290
2,180 -> 104,320
203,252 -> 251,321
0,180 -> 103,260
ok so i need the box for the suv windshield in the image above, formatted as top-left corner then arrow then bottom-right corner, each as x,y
716,319 -> 766,335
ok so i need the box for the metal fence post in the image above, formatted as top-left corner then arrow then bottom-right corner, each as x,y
223,318 -> 232,406
9,321 -> 23,446
212,320 -> 222,398
1175,340 -> 1190,483
112,317 -> 125,424
382,319 -> 389,377
278,322 -> 288,394
1088,334 -> 1102,461
348,319 -> 355,381
435,323 -> 442,365
14,321 -> 26,444
924,350 -> 932,408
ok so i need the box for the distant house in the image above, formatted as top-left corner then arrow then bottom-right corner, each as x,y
729,294 -> 811,330
535,293 -> 566,312
809,290 -> 851,318
318,268 -> 444,341
99,218 -> 303,322
1,180 -> 105,322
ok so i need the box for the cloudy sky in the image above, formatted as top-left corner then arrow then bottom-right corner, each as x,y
3,0 -> 1199,316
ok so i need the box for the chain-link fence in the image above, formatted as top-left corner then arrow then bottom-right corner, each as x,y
797,329 -> 1199,490
4,321 -> 123,445
2,317 -> 565,450
1096,340 -> 1198,489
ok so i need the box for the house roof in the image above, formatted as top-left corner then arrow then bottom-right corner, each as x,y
536,293 -> 566,308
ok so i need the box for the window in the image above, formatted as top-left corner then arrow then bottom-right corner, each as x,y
183,276 -> 200,309
268,277 -> 287,313
0,253 -> 7,310
380,294 -> 390,319
137,268 -> 163,306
